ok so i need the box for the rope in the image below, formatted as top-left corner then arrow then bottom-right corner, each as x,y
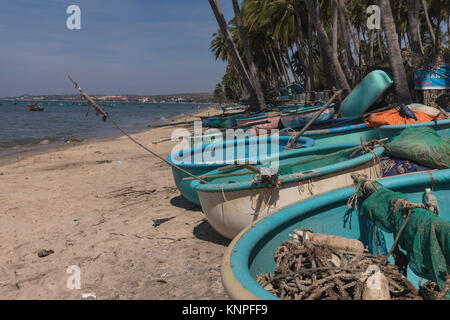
380,199 -> 426,266
350,137 -> 386,180
68,76 -> 210,184
347,179 -> 366,209
220,183 -> 274,218
373,224 -> 382,256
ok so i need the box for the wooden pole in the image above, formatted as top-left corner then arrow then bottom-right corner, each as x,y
68,75 -> 211,184
285,90 -> 343,150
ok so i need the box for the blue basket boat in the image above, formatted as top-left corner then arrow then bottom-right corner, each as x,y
167,136 -> 315,206
192,143 -> 384,239
221,169 -> 450,299
376,119 -> 450,139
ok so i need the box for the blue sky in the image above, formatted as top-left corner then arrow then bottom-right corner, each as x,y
0,0 -> 235,96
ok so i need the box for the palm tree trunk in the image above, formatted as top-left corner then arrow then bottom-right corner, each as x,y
379,0 -> 412,103
418,24 -> 424,54
276,41 -> 291,85
407,0 -> 423,55
378,29 -> 385,60
337,0 -> 356,81
421,0 -> 436,47
231,0 -> 266,111
319,44 -> 334,89
304,0 -> 350,91
268,45 -> 285,86
369,29 -> 374,66
307,13 -> 314,91
344,5 -> 365,68
332,0 -> 338,62
208,0 -> 259,108
292,0 -> 310,88
395,2 -> 402,48
294,40 -> 308,87
435,0 -> 442,56
447,12 -> 449,41
285,45 -> 301,84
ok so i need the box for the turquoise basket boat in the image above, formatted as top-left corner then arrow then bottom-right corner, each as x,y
167,136 -> 315,206
281,121 -> 379,146
376,119 -> 450,139
192,143 -> 384,239
221,169 -> 450,299
339,70 -> 394,117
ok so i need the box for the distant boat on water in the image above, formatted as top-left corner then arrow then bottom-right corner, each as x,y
27,103 -> 44,111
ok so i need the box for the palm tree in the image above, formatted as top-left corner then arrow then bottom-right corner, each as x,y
337,0 -> 357,83
379,0 -> 412,103
232,0 -> 267,110
303,0 -> 350,91
407,0 -> 423,55
421,0 -> 436,48
209,0 -> 446,104
208,0 -> 261,110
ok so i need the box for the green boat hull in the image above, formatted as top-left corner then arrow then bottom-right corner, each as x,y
340,70 -> 394,117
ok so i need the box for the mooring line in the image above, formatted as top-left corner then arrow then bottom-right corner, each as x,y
68,75 -> 210,184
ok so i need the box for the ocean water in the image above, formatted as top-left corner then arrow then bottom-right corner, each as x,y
0,100 -> 210,156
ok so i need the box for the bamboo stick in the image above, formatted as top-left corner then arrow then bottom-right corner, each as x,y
285,90 -> 343,150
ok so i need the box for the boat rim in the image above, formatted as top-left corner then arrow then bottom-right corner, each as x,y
192,144 -> 384,192
281,122 -> 370,136
376,118 -> 450,130
166,136 -> 315,169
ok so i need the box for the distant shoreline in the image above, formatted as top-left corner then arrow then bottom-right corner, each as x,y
0,104 -> 215,161
0,99 -> 214,105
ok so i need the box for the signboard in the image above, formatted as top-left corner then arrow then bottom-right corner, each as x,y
414,65 -> 450,90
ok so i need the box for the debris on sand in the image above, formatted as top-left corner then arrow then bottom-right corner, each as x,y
37,249 -> 54,258
152,216 -> 176,228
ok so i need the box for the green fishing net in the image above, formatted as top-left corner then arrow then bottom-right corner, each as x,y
360,188 -> 450,298
277,147 -> 357,176
385,127 -> 450,169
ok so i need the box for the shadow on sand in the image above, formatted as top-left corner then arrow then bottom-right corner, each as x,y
170,195 -> 202,212
194,219 -> 230,247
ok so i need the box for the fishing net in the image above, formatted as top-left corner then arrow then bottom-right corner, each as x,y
385,127 -> 450,169
360,188 -> 450,298
277,147 -> 357,176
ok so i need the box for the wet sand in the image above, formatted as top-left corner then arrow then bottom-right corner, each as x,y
0,107 -> 232,299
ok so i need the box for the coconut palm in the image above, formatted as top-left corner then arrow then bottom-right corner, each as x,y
379,0 -> 412,103
303,0 -> 350,91
208,0 -> 262,110
209,0 -> 445,104
232,0 -> 267,110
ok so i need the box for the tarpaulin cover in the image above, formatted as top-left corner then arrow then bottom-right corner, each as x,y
381,156 -> 431,177
360,188 -> 449,296
364,106 -> 444,127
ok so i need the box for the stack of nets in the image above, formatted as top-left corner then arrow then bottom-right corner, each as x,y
385,127 -> 450,169
256,238 -> 422,300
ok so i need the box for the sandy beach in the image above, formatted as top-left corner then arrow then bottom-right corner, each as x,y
0,107 -> 232,300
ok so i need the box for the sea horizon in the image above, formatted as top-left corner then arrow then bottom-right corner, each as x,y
0,100 -> 211,157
